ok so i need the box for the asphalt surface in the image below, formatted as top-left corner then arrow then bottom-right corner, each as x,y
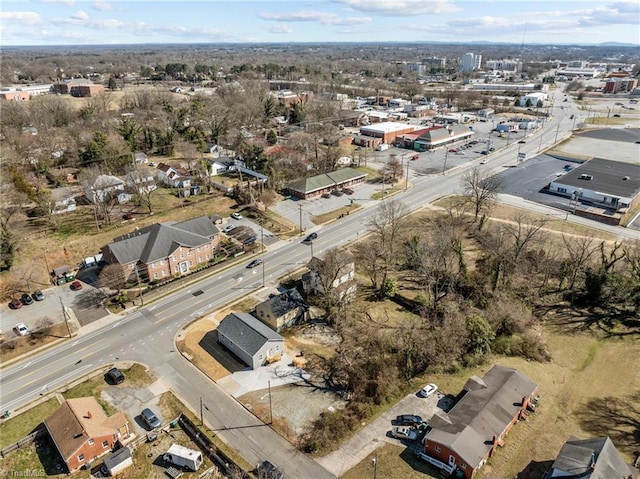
1,89 -> 638,478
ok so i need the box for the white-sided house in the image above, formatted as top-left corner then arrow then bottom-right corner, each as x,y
208,160 -> 230,176
549,158 -> 640,214
134,152 -> 148,164
84,175 -> 131,204
519,92 -> 547,107
51,187 -> 78,215
124,172 -> 157,194
302,251 -> 357,301
155,163 -> 191,188
217,312 -> 284,370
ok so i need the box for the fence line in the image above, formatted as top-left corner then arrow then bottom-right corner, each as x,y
0,426 -> 46,458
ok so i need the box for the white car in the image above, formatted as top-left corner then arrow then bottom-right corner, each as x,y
480,158 -> 488,165
230,212 -> 243,220
222,224 -> 236,234
391,426 -> 418,441
14,323 -> 30,336
419,383 -> 438,397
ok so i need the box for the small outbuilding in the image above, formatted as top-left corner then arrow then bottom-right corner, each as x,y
102,447 -> 133,476
163,444 -> 203,471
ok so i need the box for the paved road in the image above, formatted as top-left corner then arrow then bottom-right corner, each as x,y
1,92 -> 637,478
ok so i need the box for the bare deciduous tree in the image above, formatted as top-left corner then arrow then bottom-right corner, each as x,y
463,167 -> 502,222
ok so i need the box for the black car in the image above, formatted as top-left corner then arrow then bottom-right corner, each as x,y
32,290 -> 45,301
141,408 -> 162,429
303,232 -> 318,243
256,460 -> 284,479
331,189 -> 344,196
518,140 -> 526,144
106,367 -> 125,384
20,293 -> 34,306
395,414 -> 423,426
246,259 -> 263,269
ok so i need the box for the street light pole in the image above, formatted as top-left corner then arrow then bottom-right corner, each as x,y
372,453 -> 378,479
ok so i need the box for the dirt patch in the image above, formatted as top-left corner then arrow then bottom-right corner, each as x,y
238,383 -> 347,441
177,316 -> 233,381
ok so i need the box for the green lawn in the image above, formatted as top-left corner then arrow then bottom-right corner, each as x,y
0,398 -> 60,449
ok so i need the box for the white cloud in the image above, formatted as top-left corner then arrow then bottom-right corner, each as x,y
71,10 -> 89,21
40,0 -> 75,4
267,25 -> 294,34
0,11 -> 42,26
336,0 -> 460,16
259,11 -> 371,26
92,1 -> 114,12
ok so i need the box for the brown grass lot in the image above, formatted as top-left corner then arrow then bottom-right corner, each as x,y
312,203 -> 362,225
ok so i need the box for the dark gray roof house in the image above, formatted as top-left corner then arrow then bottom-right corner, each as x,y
103,447 -> 133,476
423,365 -> 538,479
102,216 -> 219,266
547,436 -> 638,479
254,288 -> 307,332
217,312 -> 284,369
286,167 -> 368,199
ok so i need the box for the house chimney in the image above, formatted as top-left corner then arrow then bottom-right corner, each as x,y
87,411 -> 92,419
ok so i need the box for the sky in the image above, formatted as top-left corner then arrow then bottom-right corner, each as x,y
1,0 -> 639,46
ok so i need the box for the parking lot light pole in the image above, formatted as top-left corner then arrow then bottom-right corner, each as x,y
442,149 -> 449,176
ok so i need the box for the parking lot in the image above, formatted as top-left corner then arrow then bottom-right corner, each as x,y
316,388 -> 452,477
495,154 -> 580,211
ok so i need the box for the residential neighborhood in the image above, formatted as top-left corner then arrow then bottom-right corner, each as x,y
1,14 -> 639,479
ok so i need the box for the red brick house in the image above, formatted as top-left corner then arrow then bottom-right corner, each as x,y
100,216 -> 221,283
421,365 -> 538,478
44,397 -> 130,472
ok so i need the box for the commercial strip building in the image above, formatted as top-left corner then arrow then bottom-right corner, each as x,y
285,167 -> 368,199
549,158 -> 640,225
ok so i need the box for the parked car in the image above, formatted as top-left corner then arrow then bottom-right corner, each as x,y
391,426 -> 418,441
105,367 -> 125,384
141,408 -> 162,429
331,189 -> 344,196
342,188 -> 354,195
122,213 -> 134,220
70,280 -> 83,291
256,460 -> 284,479
231,212 -> 243,220
419,383 -> 438,397
395,414 -> 423,426
244,235 -> 258,245
32,290 -> 45,301
303,232 -> 318,243
613,114 -> 621,117
246,259 -> 263,269
222,224 -> 236,234
321,192 -> 331,198
8,298 -> 22,309
14,323 -> 30,336
20,293 -> 34,306
448,148 -> 457,153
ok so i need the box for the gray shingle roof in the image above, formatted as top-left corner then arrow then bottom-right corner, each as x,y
257,288 -> 306,318
549,436 -> 637,479
553,158 -> 640,199
107,216 -> 218,264
217,312 -> 284,357
427,365 -> 537,469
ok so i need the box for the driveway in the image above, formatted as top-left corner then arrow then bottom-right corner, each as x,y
316,391 -> 450,477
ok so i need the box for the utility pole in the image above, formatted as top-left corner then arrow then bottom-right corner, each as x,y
442,149 -> 449,175
59,297 -> 73,338
298,204 -> 303,235
268,380 -> 273,425
372,453 -> 378,479
260,222 -> 264,254
554,122 -> 560,143
405,160 -> 410,191
261,259 -> 265,287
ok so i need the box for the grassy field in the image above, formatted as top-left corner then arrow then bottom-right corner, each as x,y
311,203 -> 361,225
0,398 -> 60,449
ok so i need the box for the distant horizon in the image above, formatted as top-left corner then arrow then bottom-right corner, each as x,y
2,40 -> 639,50
2,1 -> 639,47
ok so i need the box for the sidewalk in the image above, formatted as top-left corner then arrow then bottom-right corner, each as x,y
497,193 -> 640,240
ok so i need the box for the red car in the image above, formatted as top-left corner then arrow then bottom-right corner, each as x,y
8,298 -> 22,309
70,280 -> 83,291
